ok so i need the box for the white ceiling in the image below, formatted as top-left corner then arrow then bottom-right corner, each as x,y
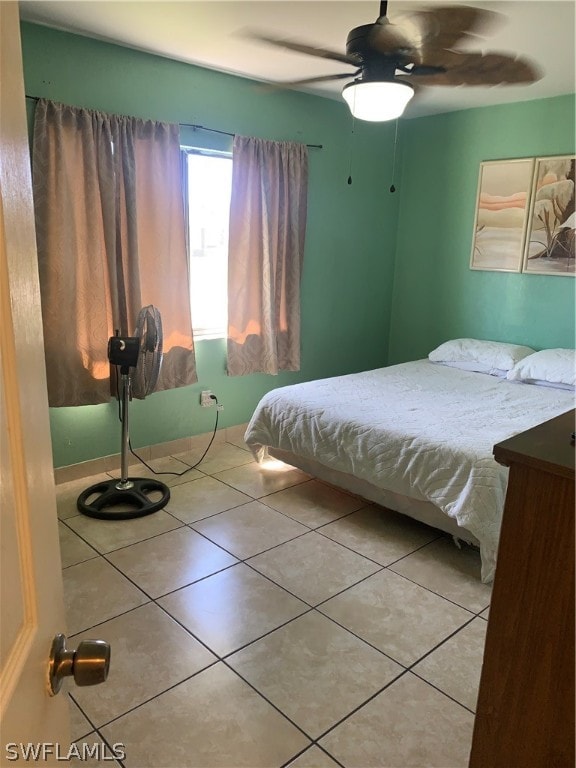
19,1 -> 576,119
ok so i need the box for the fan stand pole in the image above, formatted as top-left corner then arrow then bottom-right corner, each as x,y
117,372 -> 133,490
76,367 -> 171,520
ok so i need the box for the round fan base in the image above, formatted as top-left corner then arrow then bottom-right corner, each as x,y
77,478 -> 170,520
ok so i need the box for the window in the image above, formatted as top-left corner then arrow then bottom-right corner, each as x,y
184,148 -> 232,340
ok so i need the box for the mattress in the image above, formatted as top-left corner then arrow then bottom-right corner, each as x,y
245,360 -> 575,582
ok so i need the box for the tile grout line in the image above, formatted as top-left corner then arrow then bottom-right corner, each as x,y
409,668 -> 478,716
208,471 -> 311,501
62,490 -> 484,647
58,456 -> 486,766
310,664 -> 476,749
309,607 -> 411,669
72,600 -> 477,762
167,476 -> 487,616
62,518 -> 485,629
68,693 -> 100,740
188,485 -> 487,615
384,564 -> 488,615
91,725 -> 127,768
313,523 -> 442,569
64,547 -> 483,719
218,657 -> 317,744
155,558 -> 408,672
89,650 -> 315,750
65,541 -> 403,748
313,582 -> 482,670
188,517 -> 315,561
309,668 -> 412,744
59,516 -> 187,560
82,658 -> 221,733
68,601 -> 154,639
280,743 -> 346,768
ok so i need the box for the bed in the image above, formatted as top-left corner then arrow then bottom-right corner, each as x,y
244,347 -> 575,583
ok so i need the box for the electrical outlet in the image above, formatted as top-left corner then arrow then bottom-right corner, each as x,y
200,390 -> 215,407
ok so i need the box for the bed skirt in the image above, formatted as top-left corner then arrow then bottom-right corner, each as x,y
265,446 -> 481,547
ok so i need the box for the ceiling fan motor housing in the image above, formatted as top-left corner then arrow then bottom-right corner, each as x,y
346,24 -> 408,81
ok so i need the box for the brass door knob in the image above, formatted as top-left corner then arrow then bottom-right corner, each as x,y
48,633 -> 111,696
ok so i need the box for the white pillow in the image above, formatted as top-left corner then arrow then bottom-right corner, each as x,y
429,338 -> 535,373
507,348 -> 576,388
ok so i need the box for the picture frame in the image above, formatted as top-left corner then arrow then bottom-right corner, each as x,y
522,155 -> 575,276
470,158 -> 535,272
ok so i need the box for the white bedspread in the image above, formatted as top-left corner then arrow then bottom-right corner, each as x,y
245,361 -> 574,582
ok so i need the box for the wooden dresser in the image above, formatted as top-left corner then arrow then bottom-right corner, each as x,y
469,408 -> 575,768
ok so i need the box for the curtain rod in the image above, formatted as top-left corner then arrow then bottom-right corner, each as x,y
182,122 -> 322,149
25,96 -> 323,149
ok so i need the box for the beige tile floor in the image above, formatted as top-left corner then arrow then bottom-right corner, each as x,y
57,431 -> 491,768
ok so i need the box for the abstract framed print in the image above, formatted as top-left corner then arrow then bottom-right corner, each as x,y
522,155 -> 575,276
470,158 -> 535,272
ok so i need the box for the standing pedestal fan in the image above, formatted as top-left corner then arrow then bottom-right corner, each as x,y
77,306 -> 170,520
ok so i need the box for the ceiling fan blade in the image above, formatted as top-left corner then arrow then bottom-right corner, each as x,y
408,51 -> 542,86
247,32 -> 360,67
393,5 -> 502,57
259,72 -> 358,91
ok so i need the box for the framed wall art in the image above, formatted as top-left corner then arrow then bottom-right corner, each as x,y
522,155 -> 575,276
470,158 -> 535,272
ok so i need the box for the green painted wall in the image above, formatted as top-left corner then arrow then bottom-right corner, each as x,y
388,94 -> 576,363
20,22 -> 400,467
20,24 -> 576,468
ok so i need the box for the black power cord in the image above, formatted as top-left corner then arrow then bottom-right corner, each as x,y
116,373 -> 221,477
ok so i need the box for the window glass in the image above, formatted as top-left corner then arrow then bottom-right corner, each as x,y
185,150 -> 232,340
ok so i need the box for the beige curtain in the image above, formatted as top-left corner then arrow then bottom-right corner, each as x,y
227,135 -> 308,376
32,99 -> 197,406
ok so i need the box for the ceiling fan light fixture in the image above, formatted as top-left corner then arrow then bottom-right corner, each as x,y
342,80 -> 414,121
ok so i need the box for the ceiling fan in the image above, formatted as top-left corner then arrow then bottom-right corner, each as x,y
250,2 -> 542,121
